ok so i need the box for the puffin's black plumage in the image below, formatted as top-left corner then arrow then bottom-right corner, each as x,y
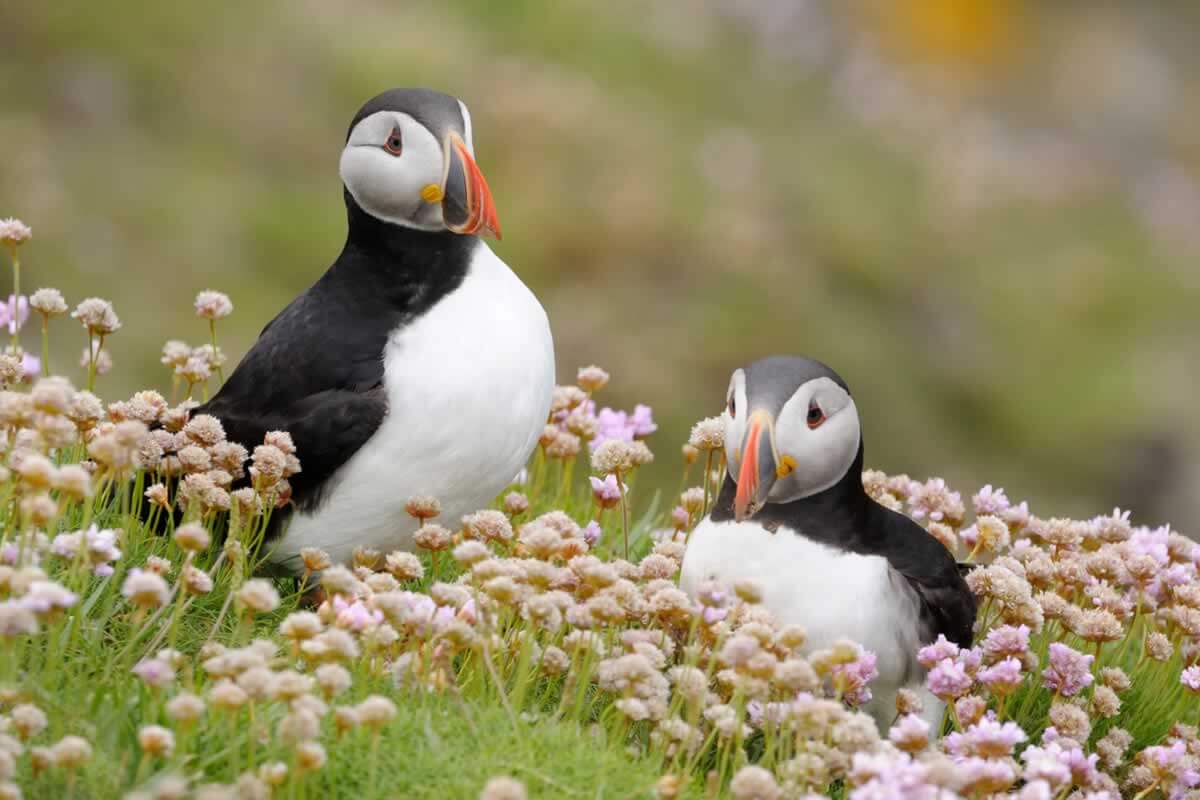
709,385 -> 977,651
195,198 -> 476,516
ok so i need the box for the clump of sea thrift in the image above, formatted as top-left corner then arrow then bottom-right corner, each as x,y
0,250 -> 1197,798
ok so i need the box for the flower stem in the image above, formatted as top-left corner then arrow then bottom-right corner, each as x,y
701,451 -> 713,516
40,315 -> 49,376
9,250 -> 20,352
209,319 -> 225,384
86,333 -> 96,392
615,469 -> 630,560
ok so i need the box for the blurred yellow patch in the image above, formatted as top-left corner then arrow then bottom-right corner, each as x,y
863,0 -> 1021,67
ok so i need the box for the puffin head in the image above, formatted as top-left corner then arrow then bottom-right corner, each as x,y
722,356 -> 862,521
339,88 -> 500,238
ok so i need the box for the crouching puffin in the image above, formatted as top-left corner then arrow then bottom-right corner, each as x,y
196,88 -> 554,573
679,356 -> 975,731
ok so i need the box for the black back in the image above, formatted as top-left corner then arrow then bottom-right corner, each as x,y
710,443 -> 977,649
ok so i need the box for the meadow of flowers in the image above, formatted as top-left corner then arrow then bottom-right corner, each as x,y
0,216 -> 1198,799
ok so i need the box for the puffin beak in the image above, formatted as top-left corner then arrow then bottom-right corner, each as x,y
734,410 -> 780,522
440,132 -> 501,239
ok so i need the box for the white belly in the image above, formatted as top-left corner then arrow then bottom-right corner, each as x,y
268,243 -> 554,570
680,516 -> 940,730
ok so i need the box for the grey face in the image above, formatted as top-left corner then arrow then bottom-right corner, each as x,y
723,356 -> 862,520
339,88 -> 500,237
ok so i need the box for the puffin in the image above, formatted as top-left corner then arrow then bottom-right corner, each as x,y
196,88 -> 555,573
679,356 -> 976,731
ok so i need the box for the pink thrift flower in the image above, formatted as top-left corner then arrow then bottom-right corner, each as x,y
978,657 -> 1024,695
926,657 -> 973,700
746,700 -> 791,729
1042,643 -> 1094,697
457,598 -> 477,625
1021,742 -> 1074,791
962,717 -> 1027,758
132,658 -> 175,688
917,634 -> 960,669
20,581 -> 77,614
629,404 -> 657,437
1,295 -> 29,335
958,524 -> 979,549
848,752 -> 942,799
593,407 -> 633,448
958,756 -> 1018,792
431,604 -> 456,633
696,582 -> 727,607
1143,741 -> 1200,796
1129,525 -> 1171,564
582,521 -> 602,546
888,714 -> 930,748
590,404 -> 656,448
333,596 -> 383,631
21,352 -> 39,380
1017,780 -> 1053,800
393,591 -> 436,632
702,605 -> 727,624
972,484 -> 1010,515
1064,748 -> 1100,789
1165,564 -> 1196,587
1002,501 -> 1032,530
1182,665 -> 1200,692
84,526 -> 123,575
832,645 -> 878,707
589,475 -> 623,504
908,478 -> 964,523
982,624 -> 1031,660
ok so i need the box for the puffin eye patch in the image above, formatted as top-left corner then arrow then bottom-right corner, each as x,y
383,126 -> 403,156
806,401 -> 826,429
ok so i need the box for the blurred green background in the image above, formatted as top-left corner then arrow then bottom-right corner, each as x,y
2,0 -> 1198,533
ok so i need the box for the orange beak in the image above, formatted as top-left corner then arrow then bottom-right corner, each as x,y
734,410 -> 779,522
441,132 -> 501,239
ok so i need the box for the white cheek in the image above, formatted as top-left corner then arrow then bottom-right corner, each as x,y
339,115 -> 447,229
798,416 -> 858,496
723,411 -> 744,475
773,392 -> 861,500
340,148 -> 419,222
723,374 -> 748,475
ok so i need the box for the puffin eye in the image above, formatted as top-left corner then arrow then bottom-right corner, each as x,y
806,401 -> 826,429
383,126 -> 403,156
727,393 -> 736,418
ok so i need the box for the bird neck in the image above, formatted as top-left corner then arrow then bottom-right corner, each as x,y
336,190 -> 476,308
711,442 -> 887,553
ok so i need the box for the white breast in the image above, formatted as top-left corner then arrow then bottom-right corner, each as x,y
269,243 -> 554,570
680,516 -> 942,730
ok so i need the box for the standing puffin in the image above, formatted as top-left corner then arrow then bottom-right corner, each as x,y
196,88 -> 554,573
679,356 -> 975,731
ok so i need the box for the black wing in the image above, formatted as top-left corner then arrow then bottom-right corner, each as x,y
196,273 -> 394,506
878,508 -> 978,648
